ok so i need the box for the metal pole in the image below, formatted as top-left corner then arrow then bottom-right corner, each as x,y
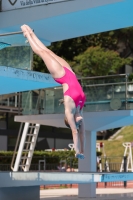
0,31 -> 23,37
125,74 -> 128,110
0,29 -> 34,37
18,92 -> 21,115
123,156 -> 127,188
104,157 -> 107,188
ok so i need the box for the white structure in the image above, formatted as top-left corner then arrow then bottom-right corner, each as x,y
120,142 -> 133,172
11,123 -> 40,172
96,142 -> 106,156
96,142 -> 109,172
68,143 -> 74,150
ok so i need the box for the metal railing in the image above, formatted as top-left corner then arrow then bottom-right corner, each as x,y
1,73 -> 133,114
21,73 -> 133,114
0,92 -> 22,114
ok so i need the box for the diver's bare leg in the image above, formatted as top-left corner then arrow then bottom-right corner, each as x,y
79,119 -> 85,155
75,106 -> 83,123
21,26 -> 64,78
23,24 -> 72,70
78,109 -> 85,159
64,96 -> 80,155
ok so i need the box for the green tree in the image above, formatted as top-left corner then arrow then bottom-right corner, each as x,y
32,27 -> 133,75
33,54 -> 48,73
72,46 -> 132,77
33,37 -> 89,73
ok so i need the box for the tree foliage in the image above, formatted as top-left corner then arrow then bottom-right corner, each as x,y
32,27 -> 133,76
72,46 -> 132,77
1,27 -> 132,76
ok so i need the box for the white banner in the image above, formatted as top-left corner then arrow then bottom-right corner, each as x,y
2,0 -> 69,11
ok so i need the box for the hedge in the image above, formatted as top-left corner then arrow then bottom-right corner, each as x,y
0,151 -> 102,165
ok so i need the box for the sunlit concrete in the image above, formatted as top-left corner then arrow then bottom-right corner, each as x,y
15,110 -> 133,131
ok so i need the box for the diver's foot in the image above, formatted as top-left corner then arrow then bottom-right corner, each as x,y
24,24 -> 33,34
75,153 -> 85,159
23,31 -> 29,38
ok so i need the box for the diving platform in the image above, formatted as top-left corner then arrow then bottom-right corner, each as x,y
1,0 -> 133,45
0,66 -> 59,95
0,172 -> 132,200
0,172 -> 133,188
15,110 -> 133,131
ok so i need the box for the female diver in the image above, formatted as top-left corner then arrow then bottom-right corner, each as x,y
21,25 -> 86,159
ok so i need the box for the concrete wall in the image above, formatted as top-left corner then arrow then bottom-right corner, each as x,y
0,135 -> 7,151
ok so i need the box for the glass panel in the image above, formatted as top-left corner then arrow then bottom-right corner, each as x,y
45,90 -> 55,114
54,88 -> 64,113
21,87 -> 64,115
0,31 -> 32,69
0,93 -> 21,108
127,83 -> 133,110
0,46 -> 32,70
82,75 -> 128,112
22,91 -> 33,115
17,74 -> 133,114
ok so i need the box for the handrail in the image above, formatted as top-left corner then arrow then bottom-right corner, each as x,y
0,92 -> 22,114
85,81 -> 133,87
11,122 -> 24,171
0,105 -> 23,113
0,31 -> 23,37
78,74 -> 128,80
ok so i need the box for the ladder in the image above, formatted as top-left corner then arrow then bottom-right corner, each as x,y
11,122 -> 40,172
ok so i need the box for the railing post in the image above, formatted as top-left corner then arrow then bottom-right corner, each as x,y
104,157 -> 107,188
125,74 -> 128,110
123,156 -> 127,188
18,92 -> 21,115
0,0 -> 2,12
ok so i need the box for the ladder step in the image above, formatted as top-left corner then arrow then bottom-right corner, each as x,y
19,164 -> 29,166
27,134 -> 36,136
25,142 -> 35,144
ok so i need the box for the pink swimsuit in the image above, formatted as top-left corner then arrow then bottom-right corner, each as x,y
54,67 -> 86,109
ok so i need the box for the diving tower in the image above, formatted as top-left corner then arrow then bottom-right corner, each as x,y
1,1 -> 133,199
1,0 -> 133,45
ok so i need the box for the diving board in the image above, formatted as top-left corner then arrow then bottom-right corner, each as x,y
0,172 -> 133,188
1,171 -> 132,200
0,66 -> 59,95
